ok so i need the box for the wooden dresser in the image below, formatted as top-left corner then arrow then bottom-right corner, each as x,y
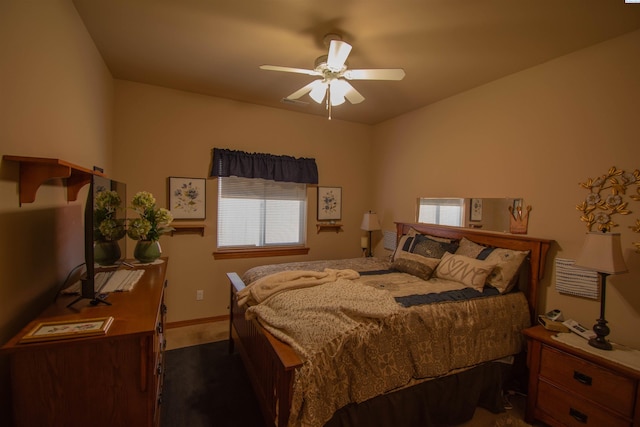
1,258 -> 168,427
523,325 -> 640,427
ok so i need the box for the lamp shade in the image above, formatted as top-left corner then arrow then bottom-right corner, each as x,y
574,232 -> 628,275
361,212 -> 381,231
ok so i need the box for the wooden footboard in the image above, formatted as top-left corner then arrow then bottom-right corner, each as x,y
228,272 -> 302,427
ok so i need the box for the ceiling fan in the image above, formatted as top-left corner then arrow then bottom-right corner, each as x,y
260,34 -> 405,119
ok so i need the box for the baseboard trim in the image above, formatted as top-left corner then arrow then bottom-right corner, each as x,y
166,315 -> 229,329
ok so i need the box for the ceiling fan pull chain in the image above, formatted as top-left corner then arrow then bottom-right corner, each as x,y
327,85 -> 332,120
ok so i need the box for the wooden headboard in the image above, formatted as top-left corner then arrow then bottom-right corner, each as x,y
395,222 -> 553,323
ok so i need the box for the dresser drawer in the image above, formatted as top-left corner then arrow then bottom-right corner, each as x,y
537,380 -> 631,427
540,345 -> 636,417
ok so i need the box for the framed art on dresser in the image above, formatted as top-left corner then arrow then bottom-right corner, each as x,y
19,317 -> 114,343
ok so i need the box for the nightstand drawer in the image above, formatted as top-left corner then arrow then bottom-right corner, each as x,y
540,345 -> 635,416
538,380 -> 631,427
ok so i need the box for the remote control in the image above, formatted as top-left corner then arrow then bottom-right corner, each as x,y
562,319 -> 596,340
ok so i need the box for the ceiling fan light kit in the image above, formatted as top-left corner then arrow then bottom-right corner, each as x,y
260,34 -> 405,120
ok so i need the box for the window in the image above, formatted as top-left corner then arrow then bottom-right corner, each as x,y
417,198 -> 464,226
217,176 -> 307,249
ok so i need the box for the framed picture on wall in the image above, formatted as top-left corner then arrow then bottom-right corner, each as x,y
168,177 -> 206,220
317,187 -> 342,221
470,198 -> 483,221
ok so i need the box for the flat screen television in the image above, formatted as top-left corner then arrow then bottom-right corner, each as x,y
68,175 -> 126,307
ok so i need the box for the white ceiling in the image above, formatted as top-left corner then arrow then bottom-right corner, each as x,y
72,0 -> 640,125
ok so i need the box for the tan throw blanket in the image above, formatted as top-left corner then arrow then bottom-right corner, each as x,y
245,269 -> 401,359
237,268 -> 360,307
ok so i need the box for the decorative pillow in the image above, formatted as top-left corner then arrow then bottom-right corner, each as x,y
410,234 -> 459,259
391,228 -> 420,261
455,237 -> 495,260
391,251 -> 440,280
484,248 -> 529,293
434,252 -> 496,291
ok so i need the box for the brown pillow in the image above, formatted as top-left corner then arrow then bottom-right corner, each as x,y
410,234 -> 459,259
455,237 -> 487,258
391,251 -> 440,280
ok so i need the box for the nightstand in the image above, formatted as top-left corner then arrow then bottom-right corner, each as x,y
523,325 -> 640,427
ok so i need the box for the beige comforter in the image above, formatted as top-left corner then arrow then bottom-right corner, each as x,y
241,263 -> 530,427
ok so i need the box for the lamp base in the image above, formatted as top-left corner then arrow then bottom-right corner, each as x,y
588,337 -> 612,351
588,318 -> 612,351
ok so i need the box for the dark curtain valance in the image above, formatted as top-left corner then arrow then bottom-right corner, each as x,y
210,148 -> 318,184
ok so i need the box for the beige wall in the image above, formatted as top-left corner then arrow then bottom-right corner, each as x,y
2,4 -> 640,420
112,80 -> 372,322
0,0 -> 114,420
372,29 -> 640,348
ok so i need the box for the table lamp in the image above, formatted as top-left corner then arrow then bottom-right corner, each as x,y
360,211 -> 381,257
574,231 -> 628,350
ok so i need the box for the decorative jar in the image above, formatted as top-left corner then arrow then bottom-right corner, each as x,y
94,240 -> 121,266
134,240 -> 161,263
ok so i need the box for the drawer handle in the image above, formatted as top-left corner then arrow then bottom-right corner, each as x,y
573,371 -> 592,386
569,408 -> 588,423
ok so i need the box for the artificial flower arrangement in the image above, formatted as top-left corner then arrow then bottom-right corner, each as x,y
94,190 -> 126,242
126,191 -> 174,242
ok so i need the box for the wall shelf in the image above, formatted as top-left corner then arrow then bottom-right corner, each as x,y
170,224 -> 205,236
316,223 -> 343,234
3,155 -> 98,205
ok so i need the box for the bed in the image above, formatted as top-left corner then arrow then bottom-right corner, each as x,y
227,222 -> 552,427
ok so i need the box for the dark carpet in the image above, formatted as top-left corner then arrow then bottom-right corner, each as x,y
161,340 -> 266,427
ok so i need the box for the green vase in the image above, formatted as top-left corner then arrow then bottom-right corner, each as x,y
94,240 -> 121,266
134,240 -> 161,263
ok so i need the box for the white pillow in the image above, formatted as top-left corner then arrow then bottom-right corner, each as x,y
484,248 -> 529,293
391,228 -> 419,261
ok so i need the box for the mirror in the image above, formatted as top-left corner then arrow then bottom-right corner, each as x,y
417,198 -> 524,233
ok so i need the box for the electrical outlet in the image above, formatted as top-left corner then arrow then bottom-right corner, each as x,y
196,290 -> 204,301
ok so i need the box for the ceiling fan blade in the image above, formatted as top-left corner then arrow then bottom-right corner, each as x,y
342,81 -> 365,104
343,68 -> 406,81
286,81 -> 321,100
260,65 -> 321,76
327,40 -> 352,71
